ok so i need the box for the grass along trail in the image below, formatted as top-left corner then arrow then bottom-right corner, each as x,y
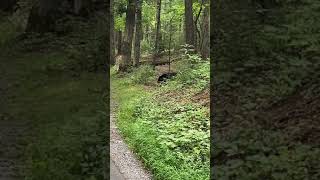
111,59 -> 210,180
110,99 -> 152,180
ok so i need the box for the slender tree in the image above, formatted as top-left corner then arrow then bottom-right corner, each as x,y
200,0 -> 209,58
194,0 -> 204,51
110,0 -> 115,65
120,0 -> 136,71
134,0 -> 143,66
153,0 -> 161,65
184,0 -> 195,47
117,31 -> 122,55
106,0 -> 110,71
145,25 -> 150,43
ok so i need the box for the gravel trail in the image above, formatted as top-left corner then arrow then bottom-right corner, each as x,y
110,103 -> 152,180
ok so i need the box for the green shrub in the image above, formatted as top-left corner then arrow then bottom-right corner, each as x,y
130,65 -> 156,85
174,54 -> 210,90
134,97 -> 210,163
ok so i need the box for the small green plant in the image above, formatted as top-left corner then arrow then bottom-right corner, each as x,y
134,98 -> 209,162
174,54 -> 210,90
130,65 -> 156,85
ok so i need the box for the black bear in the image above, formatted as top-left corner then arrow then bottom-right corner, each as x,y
157,72 -> 177,83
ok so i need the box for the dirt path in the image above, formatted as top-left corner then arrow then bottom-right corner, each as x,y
110,102 -> 152,180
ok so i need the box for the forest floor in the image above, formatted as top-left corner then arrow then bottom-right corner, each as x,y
111,56 -> 210,180
213,64 -> 320,178
0,51 -> 107,179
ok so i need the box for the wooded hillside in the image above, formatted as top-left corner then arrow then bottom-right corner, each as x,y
111,0 -> 209,70
212,0 -> 320,179
110,0 -> 210,179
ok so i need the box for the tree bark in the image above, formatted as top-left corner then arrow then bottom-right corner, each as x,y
120,0 -> 136,71
200,0 -> 209,59
145,25 -> 149,43
153,0 -> 161,65
117,31 -> 122,55
134,0 -> 143,66
106,0 -> 110,72
110,0 -> 115,65
184,0 -> 195,47
194,0 -> 204,51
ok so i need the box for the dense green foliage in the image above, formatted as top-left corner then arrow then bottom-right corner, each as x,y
129,65 -> 156,85
112,54 -> 210,179
112,0 -> 210,177
113,0 -> 208,56
213,0 -> 320,179
214,0 -> 320,104
174,54 -> 210,90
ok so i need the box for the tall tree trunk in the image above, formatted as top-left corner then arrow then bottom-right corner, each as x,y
200,0 -> 209,58
153,0 -> 161,65
184,0 -> 195,47
120,0 -> 136,71
110,0 -> 115,65
134,0 -> 143,66
117,31 -> 122,55
194,0 -> 204,52
106,0 -> 110,72
145,25 -> 148,42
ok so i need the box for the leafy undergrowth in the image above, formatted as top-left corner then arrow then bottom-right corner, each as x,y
213,67 -> 320,179
213,131 -> 320,179
2,52 -> 107,180
111,55 -> 210,180
213,50 -> 320,179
